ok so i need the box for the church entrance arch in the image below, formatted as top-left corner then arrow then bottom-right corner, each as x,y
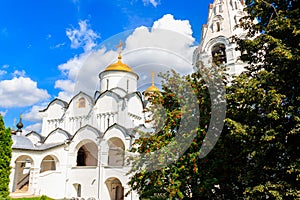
105,177 -> 124,200
12,155 -> 34,192
76,141 -> 98,166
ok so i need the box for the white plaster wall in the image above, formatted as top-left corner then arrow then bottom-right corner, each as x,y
100,71 -> 138,93
38,171 -> 65,199
67,167 -> 98,199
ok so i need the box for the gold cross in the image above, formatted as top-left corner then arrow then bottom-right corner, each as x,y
151,71 -> 155,86
116,40 -> 123,55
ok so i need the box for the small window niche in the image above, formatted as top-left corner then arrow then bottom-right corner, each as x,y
78,97 -> 86,108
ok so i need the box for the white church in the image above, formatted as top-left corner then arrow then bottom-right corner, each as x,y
9,0 -> 248,199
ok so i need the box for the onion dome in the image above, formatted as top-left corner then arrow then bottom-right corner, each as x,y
16,115 -> 23,132
145,71 -> 160,93
104,40 -> 135,73
104,55 -> 134,73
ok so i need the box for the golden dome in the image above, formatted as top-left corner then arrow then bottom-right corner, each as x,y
104,55 -> 134,73
145,85 -> 160,93
145,71 -> 160,93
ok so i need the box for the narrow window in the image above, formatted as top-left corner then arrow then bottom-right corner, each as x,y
77,184 -> 81,197
219,5 -> 223,12
106,79 -> 109,90
126,80 -> 129,92
216,22 -> 221,32
235,1 -> 238,9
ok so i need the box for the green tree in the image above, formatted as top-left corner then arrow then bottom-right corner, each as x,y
127,66 -> 230,199
225,0 -> 300,198
0,115 -> 13,198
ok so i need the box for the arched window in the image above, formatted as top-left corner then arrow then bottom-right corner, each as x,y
78,97 -> 86,108
76,142 -> 98,166
212,43 -> 227,65
40,155 -> 56,173
108,138 -> 125,167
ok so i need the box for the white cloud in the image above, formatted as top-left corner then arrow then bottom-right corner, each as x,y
24,123 -> 42,133
66,20 -> 100,52
0,110 -> 8,116
55,14 -> 196,98
12,70 -> 26,77
0,70 -> 7,76
152,14 -> 194,41
23,104 -> 46,122
0,77 -> 50,108
54,79 -> 75,101
52,42 -> 65,49
2,64 -> 9,69
142,0 -> 160,7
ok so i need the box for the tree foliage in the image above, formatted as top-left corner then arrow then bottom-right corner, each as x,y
127,65 -> 230,199
128,0 -> 299,199
0,115 -> 13,198
227,0 -> 300,198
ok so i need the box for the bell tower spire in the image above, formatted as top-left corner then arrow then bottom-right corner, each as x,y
193,0 -> 248,75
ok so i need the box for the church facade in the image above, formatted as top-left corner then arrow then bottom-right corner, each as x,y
9,53 -> 153,200
9,1 -> 249,199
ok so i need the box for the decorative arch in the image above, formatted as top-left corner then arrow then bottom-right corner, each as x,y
40,98 -> 68,112
204,36 -> 230,53
43,127 -> 71,144
72,124 -> 102,140
96,90 -> 122,103
105,177 -> 124,200
103,123 -> 131,139
26,131 -> 44,145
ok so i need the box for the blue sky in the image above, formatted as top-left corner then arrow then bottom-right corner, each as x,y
0,0 -> 212,131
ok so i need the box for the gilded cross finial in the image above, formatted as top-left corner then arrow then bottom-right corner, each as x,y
151,71 -> 155,86
116,40 -> 123,60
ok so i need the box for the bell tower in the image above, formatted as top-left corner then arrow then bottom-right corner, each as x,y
193,0 -> 247,75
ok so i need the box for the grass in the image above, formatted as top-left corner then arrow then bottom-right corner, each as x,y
10,196 -> 53,200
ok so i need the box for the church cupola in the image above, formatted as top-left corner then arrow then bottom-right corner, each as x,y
144,72 -> 160,95
99,41 -> 138,94
16,115 -> 23,135
104,54 -> 134,73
